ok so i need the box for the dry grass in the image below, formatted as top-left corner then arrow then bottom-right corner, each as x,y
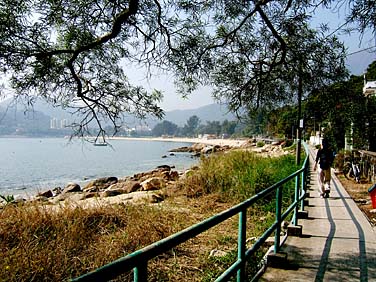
0,195 -> 271,282
1,149 -> 297,281
0,201 -> 194,281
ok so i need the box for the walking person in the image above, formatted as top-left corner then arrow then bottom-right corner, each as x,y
314,138 -> 334,198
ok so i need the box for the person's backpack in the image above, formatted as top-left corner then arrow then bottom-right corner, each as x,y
319,148 -> 333,169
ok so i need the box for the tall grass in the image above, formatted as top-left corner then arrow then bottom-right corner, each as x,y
0,203 -> 191,282
171,150 -> 299,280
1,149 -> 299,281
177,150 -> 298,203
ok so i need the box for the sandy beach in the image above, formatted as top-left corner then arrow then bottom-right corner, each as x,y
110,136 -> 249,147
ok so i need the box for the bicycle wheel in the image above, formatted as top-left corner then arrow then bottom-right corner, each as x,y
343,162 -> 351,180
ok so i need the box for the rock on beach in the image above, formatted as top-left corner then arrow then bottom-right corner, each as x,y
26,164 -> 185,207
2,138 -> 289,208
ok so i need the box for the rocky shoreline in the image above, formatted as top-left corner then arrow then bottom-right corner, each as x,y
1,139 -> 290,208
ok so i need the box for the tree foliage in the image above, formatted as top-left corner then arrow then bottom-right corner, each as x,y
151,120 -> 178,136
151,116 -> 238,137
341,0 -> 376,32
267,106 -> 297,138
1,0 -> 374,140
221,119 -> 238,136
170,1 -> 349,116
260,60 -> 376,151
180,115 -> 200,136
1,0 -> 174,140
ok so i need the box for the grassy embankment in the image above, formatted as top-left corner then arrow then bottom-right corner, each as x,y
0,148 -> 299,281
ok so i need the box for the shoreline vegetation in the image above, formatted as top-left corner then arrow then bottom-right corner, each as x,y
108,136 -> 249,147
0,137 -> 295,281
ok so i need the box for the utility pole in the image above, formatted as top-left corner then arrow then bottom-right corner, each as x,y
296,65 -> 303,165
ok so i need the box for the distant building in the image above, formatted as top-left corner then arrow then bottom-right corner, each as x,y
50,117 -> 69,129
60,119 -> 68,128
135,125 -> 151,133
50,117 -> 58,129
363,77 -> 376,97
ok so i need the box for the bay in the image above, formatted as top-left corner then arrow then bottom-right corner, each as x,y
0,137 -> 196,197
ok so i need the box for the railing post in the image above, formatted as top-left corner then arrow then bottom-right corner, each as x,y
274,186 -> 282,253
237,209 -> 246,282
301,168 -> 305,208
293,174 -> 300,226
134,263 -> 147,282
301,160 -> 309,210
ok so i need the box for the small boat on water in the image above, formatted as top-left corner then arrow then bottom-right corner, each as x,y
93,142 -> 108,146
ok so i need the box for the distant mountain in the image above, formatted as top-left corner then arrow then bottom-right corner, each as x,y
0,101 -> 54,136
0,97 -> 236,134
0,98 -> 74,121
26,100 -> 75,121
146,103 -> 236,127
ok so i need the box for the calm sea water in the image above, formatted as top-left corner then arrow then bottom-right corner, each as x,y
0,138 -> 197,197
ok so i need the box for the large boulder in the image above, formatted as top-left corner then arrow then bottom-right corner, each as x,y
140,177 -> 166,191
168,170 -> 179,181
83,176 -> 118,192
169,146 -> 192,153
101,189 -> 122,197
201,145 -> 215,154
52,187 -> 63,196
133,166 -> 178,182
156,165 -> 172,171
105,180 -> 142,195
54,191 -> 85,202
37,190 -> 53,198
82,192 -> 100,199
169,143 -> 209,153
62,183 -> 81,193
191,143 -> 206,152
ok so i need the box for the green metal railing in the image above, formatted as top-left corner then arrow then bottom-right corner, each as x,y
72,143 -> 310,282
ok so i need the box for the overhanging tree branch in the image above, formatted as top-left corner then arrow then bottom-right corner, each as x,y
0,0 -> 360,139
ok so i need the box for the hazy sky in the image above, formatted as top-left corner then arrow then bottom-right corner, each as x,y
124,66 -> 215,112
310,5 -> 376,75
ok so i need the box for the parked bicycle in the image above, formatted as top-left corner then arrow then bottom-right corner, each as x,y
343,154 -> 361,183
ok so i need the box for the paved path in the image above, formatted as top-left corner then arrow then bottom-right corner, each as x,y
259,147 -> 376,282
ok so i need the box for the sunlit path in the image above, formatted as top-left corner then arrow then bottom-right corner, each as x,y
259,146 -> 376,282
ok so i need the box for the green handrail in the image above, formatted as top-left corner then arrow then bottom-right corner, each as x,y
71,142 -> 310,282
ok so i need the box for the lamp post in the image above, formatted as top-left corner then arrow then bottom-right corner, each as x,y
311,115 -> 316,145
363,77 -> 376,151
313,117 -> 316,140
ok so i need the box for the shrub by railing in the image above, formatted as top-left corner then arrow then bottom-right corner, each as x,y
72,143 -> 310,282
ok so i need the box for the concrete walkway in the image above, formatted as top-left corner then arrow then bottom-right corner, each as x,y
259,148 -> 376,282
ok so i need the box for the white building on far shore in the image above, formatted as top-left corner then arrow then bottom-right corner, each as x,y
363,76 -> 376,97
50,117 -> 69,129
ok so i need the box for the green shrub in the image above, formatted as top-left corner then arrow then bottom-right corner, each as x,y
0,194 -> 14,204
282,139 -> 294,148
333,150 -> 345,171
256,141 -> 265,147
180,150 -> 298,203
